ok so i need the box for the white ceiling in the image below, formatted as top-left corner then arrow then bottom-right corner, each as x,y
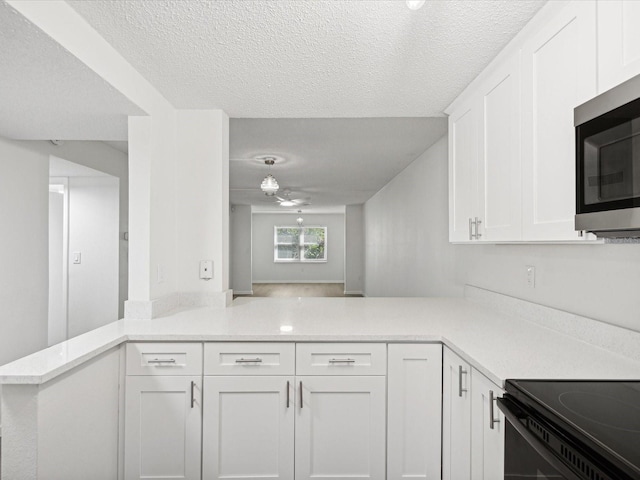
3,0 -> 546,209
67,0 -> 546,118
0,1 -> 144,141
230,117 -> 446,209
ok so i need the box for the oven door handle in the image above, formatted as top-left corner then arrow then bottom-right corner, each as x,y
497,396 -> 582,480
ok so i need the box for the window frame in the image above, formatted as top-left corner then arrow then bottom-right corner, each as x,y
273,225 -> 328,263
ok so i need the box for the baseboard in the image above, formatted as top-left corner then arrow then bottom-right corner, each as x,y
233,290 -> 253,295
344,290 -> 364,295
252,280 -> 344,284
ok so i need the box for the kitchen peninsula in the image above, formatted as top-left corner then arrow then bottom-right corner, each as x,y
1,288 -> 639,480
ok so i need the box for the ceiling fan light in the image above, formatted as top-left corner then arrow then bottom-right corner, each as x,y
280,200 -> 296,207
261,174 -> 279,196
297,216 -> 304,226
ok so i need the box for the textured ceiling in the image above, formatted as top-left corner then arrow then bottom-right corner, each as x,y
229,117 -> 447,209
0,1 -> 144,140
68,0 -> 546,118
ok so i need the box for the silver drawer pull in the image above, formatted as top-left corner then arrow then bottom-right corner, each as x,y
148,358 -> 177,364
328,358 -> 356,364
235,358 -> 263,363
489,390 -> 500,430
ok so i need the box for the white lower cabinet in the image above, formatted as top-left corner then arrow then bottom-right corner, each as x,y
387,344 -> 442,480
124,375 -> 203,480
470,369 -> 505,480
295,375 -> 386,480
202,376 -> 295,480
442,348 -> 505,480
442,348 -> 472,480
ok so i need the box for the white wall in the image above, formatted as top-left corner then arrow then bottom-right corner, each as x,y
363,135 -> 640,333
345,205 -> 365,294
0,137 -> 49,367
67,176 -> 120,338
364,137 -> 460,298
230,205 -> 253,294
252,213 -> 345,283
48,189 -> 66,346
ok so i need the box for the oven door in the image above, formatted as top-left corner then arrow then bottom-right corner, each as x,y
498,396 -> 582,480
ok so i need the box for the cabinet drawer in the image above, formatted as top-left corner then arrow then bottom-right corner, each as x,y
204,343 -> 295,375
126,342 -> 203,376
296,343 -> 387,376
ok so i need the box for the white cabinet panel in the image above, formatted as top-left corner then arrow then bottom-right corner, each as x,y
295,376 -> 386,480
442,348 -> 472,480
125,376 -> 202,480
521,0 -> 597,240
449,100 -> 480,242
598,0 -> 640,93
202,376 -> 294,480
470,370 -> 505,480
295,343 -> 387,376
479,54 -> 522,241
387,344 -> 442,480
204,342 -> 295,375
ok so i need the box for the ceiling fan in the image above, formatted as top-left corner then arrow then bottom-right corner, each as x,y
274,189 -> 311,207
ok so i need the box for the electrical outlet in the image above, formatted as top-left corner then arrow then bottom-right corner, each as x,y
526,265 -> 535,288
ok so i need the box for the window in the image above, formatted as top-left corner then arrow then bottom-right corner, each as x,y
274,226 -> 327,262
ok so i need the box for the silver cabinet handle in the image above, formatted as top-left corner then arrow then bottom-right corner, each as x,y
299,381 -> 303,409
489,390 -> 500,429
148,358 -> 176,364
469,218 -> 474,240
191,381 -> 196,409
458,365 -> 468,397
286,381 -> 290,408
328,358 -> 356,364
475,217 -> 482,239
235,358 -> 263,363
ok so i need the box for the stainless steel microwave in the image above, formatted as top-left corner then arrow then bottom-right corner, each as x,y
575,74 -> 640,238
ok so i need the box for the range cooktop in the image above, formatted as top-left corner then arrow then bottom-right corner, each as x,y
506,380 -> 640,477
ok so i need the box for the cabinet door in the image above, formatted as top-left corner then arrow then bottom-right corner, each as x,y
598,0 -> 640,93
125,376 -> 202,480
470,370 -> 505,480
387,344 -> 442,480
478,53 -> 522,241
442,348 -> 472,480
202,376 -> 294,480
521,0 -> 597,241
295,376 -> 386,480
449,97 -> 480,242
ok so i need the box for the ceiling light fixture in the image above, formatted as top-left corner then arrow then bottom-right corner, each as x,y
406,0 -> 425,10
296,210 -> 304,227
260,157 -> 279,196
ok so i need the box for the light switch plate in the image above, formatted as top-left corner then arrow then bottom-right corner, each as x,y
72,252 -> 81,264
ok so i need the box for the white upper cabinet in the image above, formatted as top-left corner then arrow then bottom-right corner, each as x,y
478,53 -> 522,241
448,0 -> 601,243
597,0 -> 640,93
449,97 -> 480,242
521,0 -> 597,241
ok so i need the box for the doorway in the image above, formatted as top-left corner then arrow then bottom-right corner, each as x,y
48,156 -> 120,345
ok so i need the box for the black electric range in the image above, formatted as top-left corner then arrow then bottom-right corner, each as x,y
498,379 -> 640,480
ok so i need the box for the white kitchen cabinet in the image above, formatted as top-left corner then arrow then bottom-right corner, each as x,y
202,376 -> 295,480
387,344 -> 442,480
521,0 -> 597,241
124,343 -> 204,480
124,375 -> 202,480
470,369 -> 505,480
477,53 -> 522,241
597,0 -> 640,93
442,348 -> 472,480
295,375 -> 386,480
449,96 -> 480,242
449,53 -> 521,242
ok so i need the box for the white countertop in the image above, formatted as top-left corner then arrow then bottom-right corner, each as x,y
1,296 -> 639,387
